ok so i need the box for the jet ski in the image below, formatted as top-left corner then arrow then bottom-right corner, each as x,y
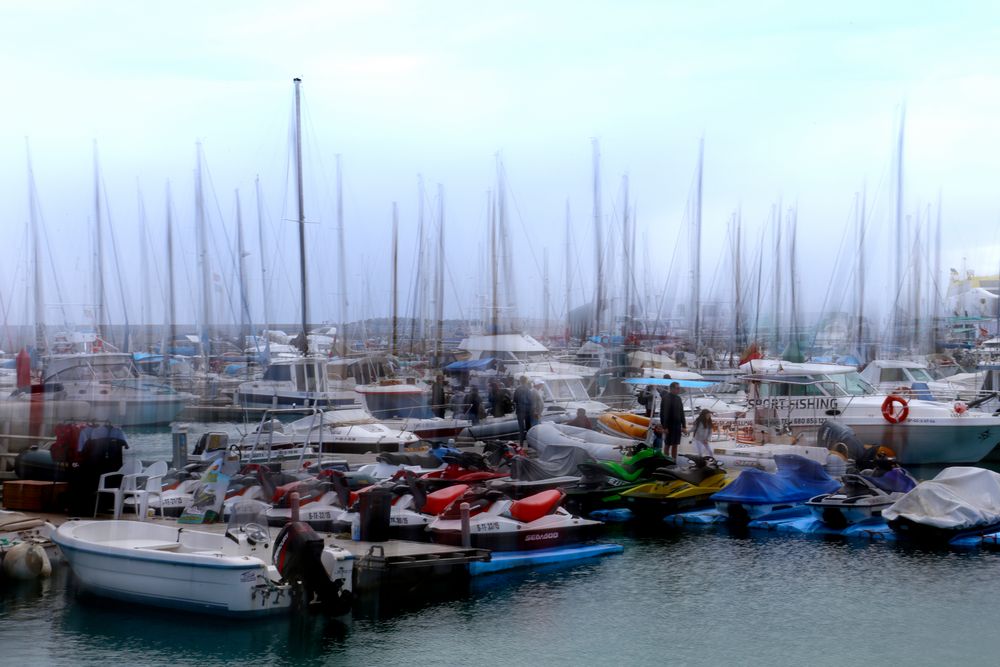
564,442 -> 671,515
354,446 -> 458,480
379,480 -> 474,541
620,456 -> 731,519
885,467 -> 1000,543
711,454 -> 842,523
427,487 -> 601,551
805,474 -> 908,528
266,470 -> 377,532
419,451 -> 509,490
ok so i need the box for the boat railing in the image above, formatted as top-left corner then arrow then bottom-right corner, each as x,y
245,407 -> 325,467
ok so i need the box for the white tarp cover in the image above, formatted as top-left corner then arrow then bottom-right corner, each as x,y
527,423 -> 629,462
883,467 -> 1000,529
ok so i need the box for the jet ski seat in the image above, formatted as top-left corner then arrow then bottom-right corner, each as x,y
421,484 -> 471,516
509,489 -> 565,523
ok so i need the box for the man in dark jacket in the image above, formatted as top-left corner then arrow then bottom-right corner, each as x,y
659,381 -> 687,460
513,375 -> 534,444
431,375 -> 447,418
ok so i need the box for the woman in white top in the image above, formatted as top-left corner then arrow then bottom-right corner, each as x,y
691,409 -> 714,458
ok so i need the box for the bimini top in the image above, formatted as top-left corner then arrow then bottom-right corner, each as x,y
739,359 -> 857,376
458,334 -> 548,356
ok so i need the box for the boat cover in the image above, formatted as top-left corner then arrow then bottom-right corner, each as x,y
883,467 -> 1000,530
510,446 -> 595,480
444,358 -> 495,371
528,423 -> 628,462
712,454 -> 840,504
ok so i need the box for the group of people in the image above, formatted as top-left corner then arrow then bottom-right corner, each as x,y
645,380 -> 714,460
432,371 -> 715,459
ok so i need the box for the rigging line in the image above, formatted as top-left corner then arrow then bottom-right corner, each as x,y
498,160 -> 544,280
653,164 -> 699,334
0,225 -> 28,349
808,199 -> 857,351
201,155 -> 243,328
32,180 -> 70,330
137,186 -> 166,317
100,180 -> 132,346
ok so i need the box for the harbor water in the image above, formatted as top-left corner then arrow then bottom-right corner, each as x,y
4,429 -> 1000,665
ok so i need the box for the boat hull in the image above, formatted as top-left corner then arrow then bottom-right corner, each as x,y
846,420 -> 999,465
54,524 -> 290,616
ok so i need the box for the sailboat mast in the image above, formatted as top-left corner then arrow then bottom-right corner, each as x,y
564,200 -> 572,342
691,138 -> 703,351
857,187 -> 867,358
195,143 -> 211,369
235,190 -> 251,359
165,182 -> 177,373
893,108 -> 906,351
254,177 -> 271,345
93,141 -> 106,343
293,77 -> 309,355
27,147 -> 45,352
391,202 -> 398,357
336,155 -> 348,356
490,190 -> 498,334
435,184 -> 445,363
621,174 -> 630,339
934,192 -> 941,351
592,139 -> 603,337
543,248 -> 550,340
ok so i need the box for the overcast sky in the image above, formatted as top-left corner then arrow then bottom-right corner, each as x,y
1,1 -> 999,338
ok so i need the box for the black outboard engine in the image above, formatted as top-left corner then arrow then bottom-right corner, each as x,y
816,421 -> 864,461
273,521 -> 351,613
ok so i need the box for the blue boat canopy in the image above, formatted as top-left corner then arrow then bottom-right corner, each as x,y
444,357 -> 495,371
711,454 -> 841,504
623,378 -> 715,389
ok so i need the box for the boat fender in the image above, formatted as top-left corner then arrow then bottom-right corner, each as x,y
881,395 -> 909,424
2,542 -> 52,581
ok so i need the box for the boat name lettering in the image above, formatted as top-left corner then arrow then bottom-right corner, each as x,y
747,398 -> 838,411
524,532 -> 560,542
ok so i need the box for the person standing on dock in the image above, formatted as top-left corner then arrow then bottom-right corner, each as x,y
691,409 -> 714,458
659,381 -> 686,460
513,376 -> 534,444
531,381 -> 545,423
467,385 -> 483,425
431,374 -> 447,419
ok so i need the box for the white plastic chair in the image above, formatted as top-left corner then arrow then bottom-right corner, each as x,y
94,459 -> 143,519
124,460 -> 169,521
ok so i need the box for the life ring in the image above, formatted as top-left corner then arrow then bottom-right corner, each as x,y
881,394 -> 909,424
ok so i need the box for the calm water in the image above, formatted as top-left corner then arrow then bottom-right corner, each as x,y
5,525 -> 1000,665
5,428 -> 1000,665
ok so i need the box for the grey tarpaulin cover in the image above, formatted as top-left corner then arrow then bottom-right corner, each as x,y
527,423 -> 629,462
883,467 -> 1000,530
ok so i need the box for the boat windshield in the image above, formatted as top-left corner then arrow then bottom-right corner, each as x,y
820,372 -> 873,396
544,379 -> 589,401
909,368 -> 934,382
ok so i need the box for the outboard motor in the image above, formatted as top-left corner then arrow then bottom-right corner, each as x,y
816,421 -> 864,461
273,521 -> 352,614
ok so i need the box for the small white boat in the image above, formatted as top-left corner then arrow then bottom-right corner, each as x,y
53,504 -> 353,616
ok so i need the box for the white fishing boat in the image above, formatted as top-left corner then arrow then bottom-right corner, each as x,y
741,359 -> 1000,464
236,357 -> 361,410
53,504 -> 353,616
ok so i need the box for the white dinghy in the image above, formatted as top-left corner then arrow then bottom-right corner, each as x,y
53,502 -> 353,616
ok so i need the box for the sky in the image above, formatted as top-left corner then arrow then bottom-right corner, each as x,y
1,1 -> 999,339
